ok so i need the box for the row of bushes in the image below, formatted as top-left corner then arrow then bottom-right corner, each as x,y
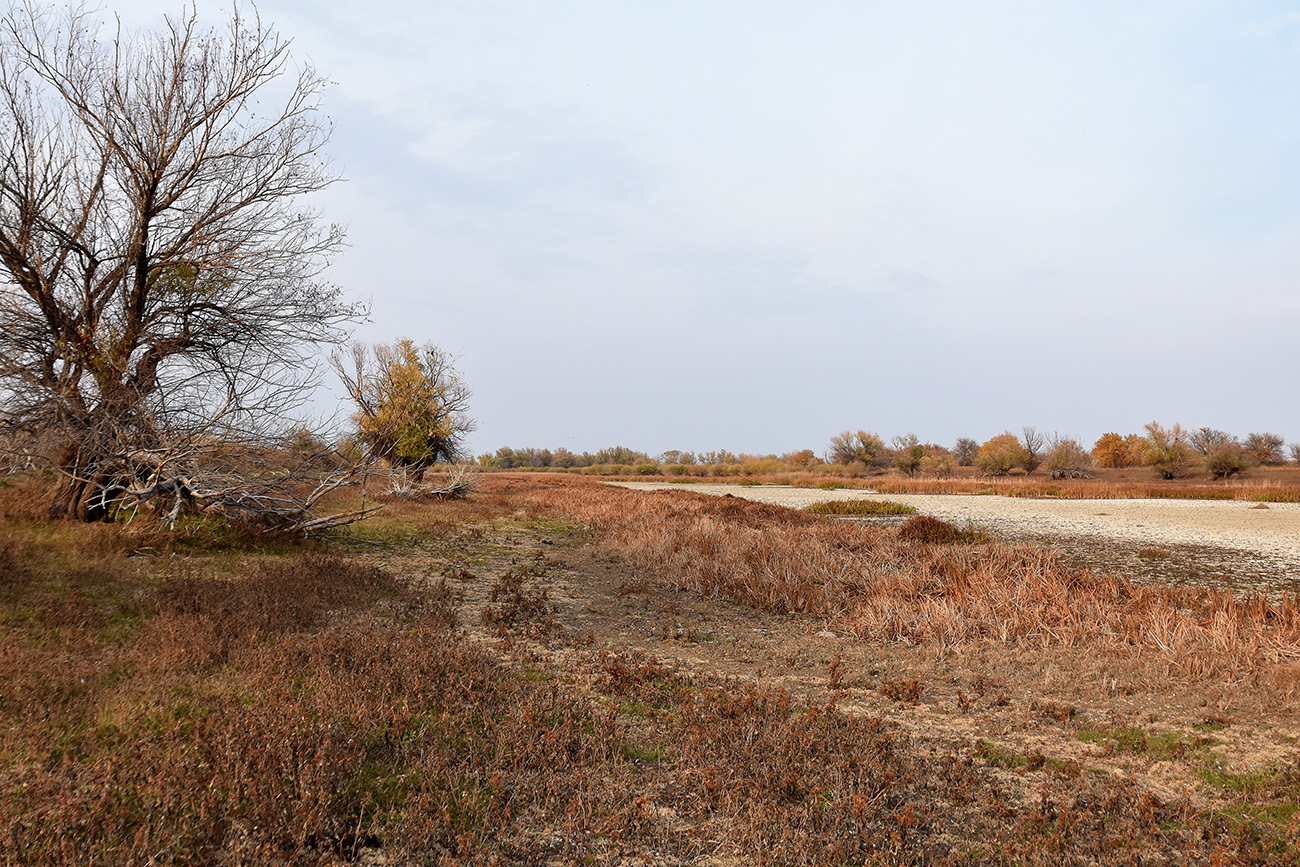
476,425 -> 1298,481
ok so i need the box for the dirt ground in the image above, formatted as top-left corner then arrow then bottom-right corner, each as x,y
366,497 -> 1300,834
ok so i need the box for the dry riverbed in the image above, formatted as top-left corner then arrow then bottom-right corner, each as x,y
613,481 -> 1300,589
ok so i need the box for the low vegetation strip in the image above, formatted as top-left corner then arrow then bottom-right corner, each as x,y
616,480 -> 1300,572
804,499 -> 916,516
523,479 -> 1300,677
633,474 -> 1300,502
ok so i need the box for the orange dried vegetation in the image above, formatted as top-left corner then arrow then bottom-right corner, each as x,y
512,477 -> 1300,678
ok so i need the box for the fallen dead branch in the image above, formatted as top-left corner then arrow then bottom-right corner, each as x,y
62,444 -> 383,534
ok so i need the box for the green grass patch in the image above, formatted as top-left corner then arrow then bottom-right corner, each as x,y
974,740 -> 1033,770
619,741 -> 670,763
1199,764 -> 1280,794
1075,727 -> 1216,760
617,701 -> 655,718
805,500 -> 916,516
1222,802 -> 1300,829
1252,491 -> 1300,503
815,482 -> 847,490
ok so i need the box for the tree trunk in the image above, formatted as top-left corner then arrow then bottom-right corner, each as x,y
47,443 -> 111,522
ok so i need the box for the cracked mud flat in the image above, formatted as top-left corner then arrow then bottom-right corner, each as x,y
613,482 -> 1300,590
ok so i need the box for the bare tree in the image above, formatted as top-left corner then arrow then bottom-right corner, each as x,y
1244,432 -> 1286,466
952,437 -> 979,467
1020,426 -> 1045,473
0,3 -> 361,520
1043,433 -> 1094,479
1190,427 -> 1238,456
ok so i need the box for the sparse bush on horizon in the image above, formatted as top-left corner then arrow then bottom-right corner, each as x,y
974,432 -> 1029,476
1245,432 -> 1287,466
1093,432 -> 1146,468
890,433 -> 924,476
1043,435 -> 1095,479
952,437 -> 979,467
1206,447 -> 1251,479
477,420 -> 1295,482
1020,427 -> 1046,473
917,445 -> 957,478
828,429 -> 887,468
1142,422 -> 1197,480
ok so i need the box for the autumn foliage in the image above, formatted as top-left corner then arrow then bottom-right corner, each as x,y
333,339 -> 475,478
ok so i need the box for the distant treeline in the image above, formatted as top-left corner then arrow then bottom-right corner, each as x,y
478,424 -> 1299,480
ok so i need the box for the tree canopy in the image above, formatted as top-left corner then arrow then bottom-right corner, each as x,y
333,339 -> 475,478
0,2 -> 359,519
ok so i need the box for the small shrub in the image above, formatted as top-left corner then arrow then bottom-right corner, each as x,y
880,675 -> 924,703
897,515 -> 988,544
1206,447 -> 1249,479
1044,436 -> 1094,479
480,569 -> 560,637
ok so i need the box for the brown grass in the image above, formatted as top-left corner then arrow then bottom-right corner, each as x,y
6,471 -> 1300,863
633,470 -> 1300,502
513,478 -> 1300,679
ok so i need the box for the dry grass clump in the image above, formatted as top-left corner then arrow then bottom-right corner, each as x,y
480,567 -> 562,637
897,515 -> 989,544
519,482 -> 1300,678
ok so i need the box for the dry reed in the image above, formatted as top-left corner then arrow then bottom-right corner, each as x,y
515,478 -> 1300,678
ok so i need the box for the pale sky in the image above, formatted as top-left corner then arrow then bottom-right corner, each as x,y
113,2 -> 1300,456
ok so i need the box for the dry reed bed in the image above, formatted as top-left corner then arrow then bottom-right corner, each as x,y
661,473 -> 1300,502
516,479 -> 1300,677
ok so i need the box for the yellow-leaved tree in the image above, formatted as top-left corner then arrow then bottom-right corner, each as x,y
332,339 -> 475,479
